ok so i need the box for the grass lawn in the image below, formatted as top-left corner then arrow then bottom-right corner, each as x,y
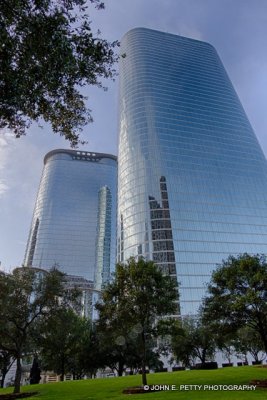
0,366 -> 266,400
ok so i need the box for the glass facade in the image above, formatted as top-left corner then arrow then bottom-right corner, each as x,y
24,149 -> 117,285
63,274 -> 100,320
118,28 -> 267,315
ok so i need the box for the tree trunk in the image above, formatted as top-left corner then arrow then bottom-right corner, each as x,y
13,356 -> 22,394
260,334 -> 267,355
1,363 -> 8,388
60,357 -> 65,381
118,360 -> 124,377
256,318 -> 267,355
1,356 -> 14,388
1,370 -> 6,388
200,348 -> 206,366
59,354 -> 66,382
141,331 -> 147,386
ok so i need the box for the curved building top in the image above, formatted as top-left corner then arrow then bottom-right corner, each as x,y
44,149 -> 117,165
122,27 -> 216,50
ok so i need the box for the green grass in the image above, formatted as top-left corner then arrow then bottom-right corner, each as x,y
1,366 -> 266,400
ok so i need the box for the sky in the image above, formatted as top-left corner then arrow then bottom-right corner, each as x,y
1,0 -> 267,271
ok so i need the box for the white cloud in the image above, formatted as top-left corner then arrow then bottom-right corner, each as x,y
0,129 -> 14,197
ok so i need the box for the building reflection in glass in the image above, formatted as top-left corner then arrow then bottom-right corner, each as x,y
118,28 -> 267,315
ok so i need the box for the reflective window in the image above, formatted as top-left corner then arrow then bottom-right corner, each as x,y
118,28 -> 267,315
24,150 -> 117,286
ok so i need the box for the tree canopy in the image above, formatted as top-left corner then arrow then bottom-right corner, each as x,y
202,254 -> 267,355
96,258 -> 178,385
171,316 -> 216,368
233,326 -> 265,364
0,0 -> 119,146
0,267 -> 66,393
36,309 -> 92,381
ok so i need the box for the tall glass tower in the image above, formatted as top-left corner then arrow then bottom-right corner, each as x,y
118,28 -> 267,315
24,149 -> 117,287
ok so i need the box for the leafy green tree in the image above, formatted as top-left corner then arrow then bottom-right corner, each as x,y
0,350 -> 14,388
202,254 -> 267,354
125,338 -> 164,374
0,267 -> 65,393
234,326 -> 265,363
0,0 -> 119,146
95,320 -> 163,377
170,322 -> 195,368
74,325 -> 104,379
37,309 -> 92,381
216,333 -> 236,365
171,317 -> 216,368
96,258 -> 178,385
95,319 -> 131,376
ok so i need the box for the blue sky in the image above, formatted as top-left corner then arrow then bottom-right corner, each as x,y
1,0 -> 267,271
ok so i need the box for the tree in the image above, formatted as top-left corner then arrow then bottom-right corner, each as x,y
96,257 -> 178,386
170,321 -> 195,368
202,254 -> 267,354
0,267 -> 65,393
37,309 -> 92,381
0,0 -> 119,146
95,319 -> 163,377
95,319 -> 132,377
234,326 -> 266,364
74,325 -> 104,379
216,332 -> 236,365
171,317 -> 216,368
0,350 -> 14,388
125,339 -> 164,375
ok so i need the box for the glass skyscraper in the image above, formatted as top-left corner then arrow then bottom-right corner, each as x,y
118,28 -> 267,315
24,149 -> 117,287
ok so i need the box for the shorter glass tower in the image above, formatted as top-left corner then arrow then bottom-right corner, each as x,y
24,149 -> 117,287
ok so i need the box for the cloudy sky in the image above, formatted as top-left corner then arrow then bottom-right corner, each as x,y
1,0 -> 267,271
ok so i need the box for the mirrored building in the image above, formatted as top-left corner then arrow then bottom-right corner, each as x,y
118,28 -> 267,315
24,149 -> 117,287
